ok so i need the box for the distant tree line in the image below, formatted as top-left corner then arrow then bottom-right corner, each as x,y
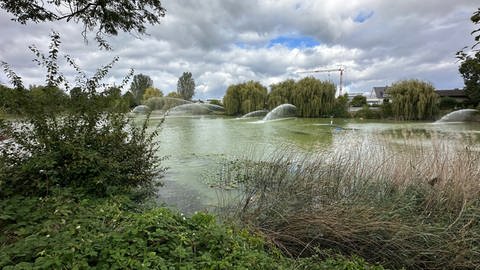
222,77 -> 444,120
0,84 -> 136,116
223,77 -> 346,118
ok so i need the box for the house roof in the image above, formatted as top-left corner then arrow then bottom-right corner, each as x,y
435,89 -> 466,98
372,86 -> 388,98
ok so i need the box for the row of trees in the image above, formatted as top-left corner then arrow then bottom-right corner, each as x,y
0,84 -> 137,115
222,78 -> 443,120
224,77 -> 347,118
127,72 -> 196,107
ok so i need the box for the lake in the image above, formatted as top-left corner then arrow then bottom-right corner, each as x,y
147,115 -> 480,213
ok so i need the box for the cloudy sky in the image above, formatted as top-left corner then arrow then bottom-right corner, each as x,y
0,0 -> 477,99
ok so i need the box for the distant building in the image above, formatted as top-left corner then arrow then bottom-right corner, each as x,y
370,86 -> 389,99
435,89 -> 468,103
367,86 -> 389,105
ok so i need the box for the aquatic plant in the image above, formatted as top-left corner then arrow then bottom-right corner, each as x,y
216,136 -> 480,269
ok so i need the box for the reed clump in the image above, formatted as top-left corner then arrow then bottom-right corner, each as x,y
216,136 -> 480,269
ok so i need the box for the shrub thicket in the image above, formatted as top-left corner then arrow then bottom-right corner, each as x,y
0,192 -> 383,269
0,33 -> 163,199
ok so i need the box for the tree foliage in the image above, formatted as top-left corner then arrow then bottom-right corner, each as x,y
177,72 -> 195,100
226,78 -> 340,118
0,0 -> 166,49
457,8 -> 480,107
223,81 -> 267,116
332,93 -> 350,118
166,91 -> 182,98
292,77 -> 336,118
129,73 -> 153,105
459,52 -> 480,106
267,79 -> 295,110
350,95 -> 367,107
387,79 -> 439,120
142,86 -> 163,103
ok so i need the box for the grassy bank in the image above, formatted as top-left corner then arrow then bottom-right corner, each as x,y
215,135 -> 480,269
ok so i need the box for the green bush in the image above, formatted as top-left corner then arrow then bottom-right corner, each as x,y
0,193 -> 282,269
0,33 -> 163,199
0,193 -> 383,269
350,95 -> 367,107
353,105 -> 382,119
439,96 -> 458,110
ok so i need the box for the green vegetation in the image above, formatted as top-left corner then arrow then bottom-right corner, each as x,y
130,74 -> 154,105
0,0 -> 166,49
0,192 -> 382,269
439,96 -> 459,110
0,33 -> 384,270
215,139 -> 480,269
458,8 -> 480,107
267,79 -> 295,109
350,95 -> 367,107
387,79 -> 439,120
292,77 -> 336,117
209,99 -> 223,106
223,81 -> 268,115
352,105 -> 382,119
177,71 -> 196,101
225,77 -> 347,117
142,86 -> 164,103
0,34 -> 162,199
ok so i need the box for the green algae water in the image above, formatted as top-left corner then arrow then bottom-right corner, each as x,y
146,115 -> 480,213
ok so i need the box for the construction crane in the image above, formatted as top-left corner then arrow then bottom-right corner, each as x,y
296,67 -> 345,96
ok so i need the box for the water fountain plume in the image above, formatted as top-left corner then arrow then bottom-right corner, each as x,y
131,105 -> 151,114
167,103 -> 225,116
263,104 -> 297,121
241,109 -> 269,118
436,109 -> 480,123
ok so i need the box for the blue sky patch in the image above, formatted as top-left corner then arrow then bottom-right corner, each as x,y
354,10 -> 374,23
268,35 -> 320,49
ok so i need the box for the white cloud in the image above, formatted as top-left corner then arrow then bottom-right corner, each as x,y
0,0 -> 477,98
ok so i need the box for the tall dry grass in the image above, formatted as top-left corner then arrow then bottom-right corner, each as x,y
215,134 -> 480,269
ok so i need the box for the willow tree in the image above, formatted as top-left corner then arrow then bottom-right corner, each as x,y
223,84 -> 242,115
223,81 -> 267,115
267,79 -> 295,109
388,79 -> 439,120
292,77 -> 336,117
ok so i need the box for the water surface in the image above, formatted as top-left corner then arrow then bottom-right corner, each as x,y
148,115 -> 480,213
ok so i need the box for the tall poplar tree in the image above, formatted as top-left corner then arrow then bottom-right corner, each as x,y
177,72 -> 195,100
129,74 -> 153,105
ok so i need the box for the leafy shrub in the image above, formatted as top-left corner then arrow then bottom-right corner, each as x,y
0,192 -> 383,269
439,96 -> 458,110
353,105 -> 382,119
350,95 -> 367,107
0,32 -> 163,199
